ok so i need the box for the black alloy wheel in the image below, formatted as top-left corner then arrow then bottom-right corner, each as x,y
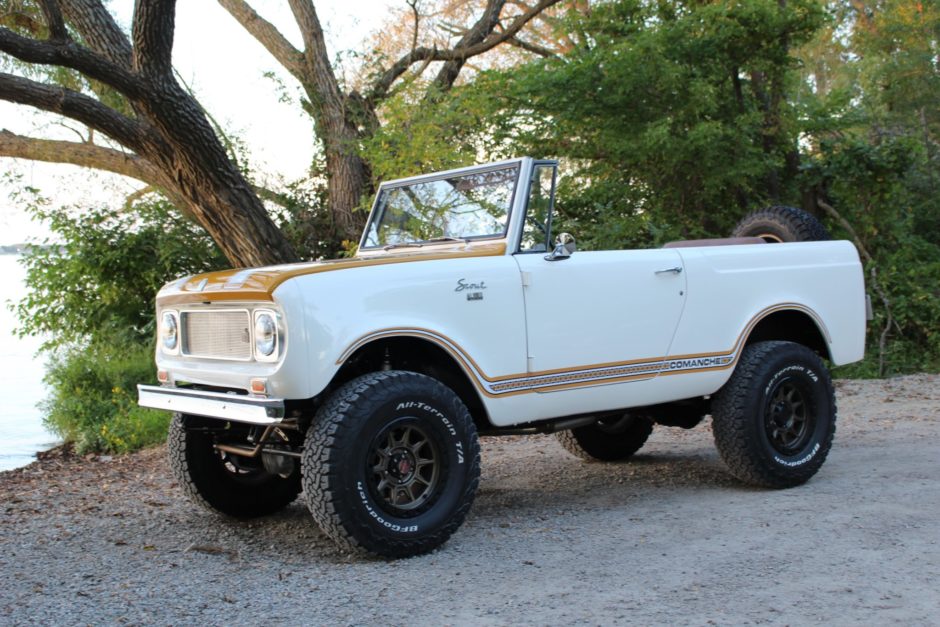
302,371 -> 480,558
711,341 -> 837,488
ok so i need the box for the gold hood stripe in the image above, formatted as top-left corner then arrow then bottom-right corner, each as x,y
157,242 -> 507,307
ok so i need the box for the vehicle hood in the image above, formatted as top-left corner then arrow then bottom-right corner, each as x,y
156,241 -> 506,306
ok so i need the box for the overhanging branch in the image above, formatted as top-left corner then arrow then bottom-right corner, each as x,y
366,0 -> 563,103
216,0 -> 304,79
0,72 -> 146,150
0,129 -> 154,181
0,26 -> 143,98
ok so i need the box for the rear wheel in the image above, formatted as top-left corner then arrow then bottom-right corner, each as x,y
711,341 -> 836,488
732,205 -> 830,243
556,414 -> 653,462
168,414 -> 302,518
302,371 -> 480,558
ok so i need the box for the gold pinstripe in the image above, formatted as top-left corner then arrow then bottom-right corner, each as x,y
336,303 -> 829,398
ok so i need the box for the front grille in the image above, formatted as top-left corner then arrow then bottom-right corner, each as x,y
181,310 -> 252,360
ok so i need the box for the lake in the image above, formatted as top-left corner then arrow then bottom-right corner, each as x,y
0,254 -> 58,471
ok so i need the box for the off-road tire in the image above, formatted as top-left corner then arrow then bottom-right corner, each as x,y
556,415 -> 654,462
168,414 -> 302,518
711,341 -> 836,488
732,205 -> 830,243
302,371 -> 481,558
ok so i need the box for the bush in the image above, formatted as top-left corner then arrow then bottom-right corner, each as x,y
41,343 -> 170,454
15,194 -> 228,349
14,194 -> 227,453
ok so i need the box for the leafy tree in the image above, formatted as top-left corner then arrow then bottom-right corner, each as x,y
11,191 -> 229,453
14,191 -> 227,348
437,0 -> 825,248
217,0 -> 567,240
0,0 -> 296,266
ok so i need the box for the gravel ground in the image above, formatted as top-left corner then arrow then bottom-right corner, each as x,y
1,374 -> 938,625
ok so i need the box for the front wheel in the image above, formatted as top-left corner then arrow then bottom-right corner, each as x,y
167,414 -> 302,518
711,341 -> 836,488
302,371 -> 481,558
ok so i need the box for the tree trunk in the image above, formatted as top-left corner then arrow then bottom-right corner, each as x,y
0,0 -> 298,268
217,0 -> 561,244
324,144 -> 370,240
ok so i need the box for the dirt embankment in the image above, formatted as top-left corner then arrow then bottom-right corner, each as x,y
1,374 -> 938,625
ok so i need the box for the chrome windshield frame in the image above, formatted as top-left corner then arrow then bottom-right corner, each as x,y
357,158 -> 530,252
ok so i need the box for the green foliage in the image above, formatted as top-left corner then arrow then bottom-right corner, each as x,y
359,86 -> 490,190
801,133 -> 940,376
14,193 -> 228,349
13,194 -> 227,453
41,342 -> 170,454
451,0 -> 825,249
269,175 -> 349,260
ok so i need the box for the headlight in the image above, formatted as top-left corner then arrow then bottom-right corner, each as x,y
254,310 -> 278,360
161,311 -> 179,353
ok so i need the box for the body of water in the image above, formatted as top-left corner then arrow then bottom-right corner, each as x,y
0,255 -> 58,471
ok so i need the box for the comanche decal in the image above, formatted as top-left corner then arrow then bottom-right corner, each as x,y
336,304 -> 828,399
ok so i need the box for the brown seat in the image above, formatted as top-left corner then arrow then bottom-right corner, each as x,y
663,236 -> 766,249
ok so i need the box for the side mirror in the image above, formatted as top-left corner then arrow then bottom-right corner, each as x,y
544,232 -> 576,261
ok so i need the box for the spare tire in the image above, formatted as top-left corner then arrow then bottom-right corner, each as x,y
732,205 -> 830,243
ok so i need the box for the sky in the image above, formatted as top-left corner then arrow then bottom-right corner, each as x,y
0,0 -> 395,244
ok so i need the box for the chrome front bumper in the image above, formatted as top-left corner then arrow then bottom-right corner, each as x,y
137,384 -> 285,425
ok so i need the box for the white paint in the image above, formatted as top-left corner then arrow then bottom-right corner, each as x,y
152,158 -> 868,428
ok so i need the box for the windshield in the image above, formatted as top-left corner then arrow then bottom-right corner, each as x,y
362,164 -> 519,248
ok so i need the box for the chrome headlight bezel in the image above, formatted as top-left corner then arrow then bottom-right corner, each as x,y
253,309 -> 279,362
160,310 -> 180,355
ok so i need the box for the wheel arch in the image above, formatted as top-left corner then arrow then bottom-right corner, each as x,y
330,334 -> 492,432
743,307 -> 832,361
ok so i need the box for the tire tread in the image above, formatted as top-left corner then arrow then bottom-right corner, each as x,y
732,205 -> 831,242
302,371 -> 481,558
711,341 -> 836,488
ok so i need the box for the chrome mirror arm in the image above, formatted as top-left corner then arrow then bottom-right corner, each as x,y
544,232 -> 576,261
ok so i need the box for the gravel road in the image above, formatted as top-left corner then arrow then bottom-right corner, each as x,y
1,374 -> 938,625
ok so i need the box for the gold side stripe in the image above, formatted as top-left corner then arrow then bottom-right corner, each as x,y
336,303 -> 828,398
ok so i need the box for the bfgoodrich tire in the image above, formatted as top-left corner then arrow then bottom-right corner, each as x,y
732,205 -> 830,243
302,371 -> 481,558
555,415 -> 653,462
168,414 -> 302,518
711,341 -> 836,488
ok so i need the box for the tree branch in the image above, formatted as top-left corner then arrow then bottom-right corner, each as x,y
432,0 -> 506,91
286,0 -> 344,107
0,72 -> 147,150
367,0 -> 563,103
0,129 -> 152,180
59,0 -> 132,68
131,0 -> 176,76
0,128 -> 191,211
216,0 -> 304,79
38,0 -> 68,41
407,0 -> 420,54
0,27 -> 143,98
506,34 -> 556,58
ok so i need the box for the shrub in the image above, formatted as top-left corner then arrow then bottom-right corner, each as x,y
41,342 -> 170,454
14,194 -> 226,453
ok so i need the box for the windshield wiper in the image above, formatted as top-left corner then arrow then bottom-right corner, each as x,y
424,236 -> 470,244
383,236 -> 469,251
